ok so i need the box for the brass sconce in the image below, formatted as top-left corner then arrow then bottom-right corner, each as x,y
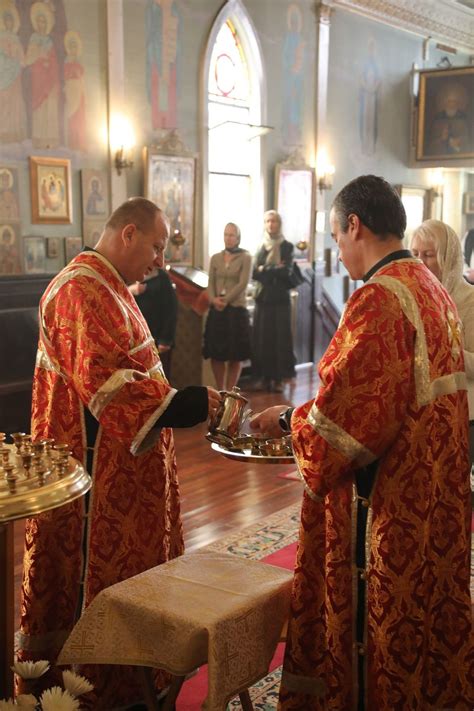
316,149 -> 335,193
111,114 -> 135,176
429,169 -> 444,199
115,147 -> 134,176
317,170 -> 334,193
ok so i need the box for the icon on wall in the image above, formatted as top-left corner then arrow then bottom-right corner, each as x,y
29,156 -> 72,224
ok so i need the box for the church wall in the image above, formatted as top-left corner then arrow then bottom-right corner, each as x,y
327,9 -> 428,196
325,8 -> 472,214
0,0 -> 108,276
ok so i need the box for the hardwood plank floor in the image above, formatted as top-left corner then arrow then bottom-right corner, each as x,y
12,366 -> 320,626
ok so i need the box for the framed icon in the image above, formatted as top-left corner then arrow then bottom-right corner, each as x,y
30,156 -> 72,224
65,236 -> 83,263
23,235 -> 46,274
145,132 -> 196,266
275,150 -> 316,262
416,66 -> 474,162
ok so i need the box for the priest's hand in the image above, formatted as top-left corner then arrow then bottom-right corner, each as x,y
207,387 -> 222,418
250,406 -> 285,438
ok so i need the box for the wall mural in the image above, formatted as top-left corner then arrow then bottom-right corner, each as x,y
146,0 -> 180,131
358,37 -> 382,157
282,2 -> 305,146
0,0 -> 86,153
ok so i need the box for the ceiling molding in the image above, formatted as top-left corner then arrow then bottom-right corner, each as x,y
329,0 -> 474,52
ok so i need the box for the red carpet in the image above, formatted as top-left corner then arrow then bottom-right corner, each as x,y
176,542 -> 296,709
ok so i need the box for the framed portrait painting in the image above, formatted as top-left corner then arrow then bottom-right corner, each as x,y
29,156 -> 72,224
81,169 -> 109,219
275,153 -> 316,262
416,66 -> 474,162
145,149 -> 195,265
23,235 -> 46,274
0,222 -> 22,274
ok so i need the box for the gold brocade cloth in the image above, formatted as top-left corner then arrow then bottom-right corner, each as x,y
58,551 -> 293,710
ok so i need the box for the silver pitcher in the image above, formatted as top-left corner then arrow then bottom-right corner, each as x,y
208,387 -> 252,441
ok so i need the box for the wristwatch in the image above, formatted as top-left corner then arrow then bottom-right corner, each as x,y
278,407 -> 293,433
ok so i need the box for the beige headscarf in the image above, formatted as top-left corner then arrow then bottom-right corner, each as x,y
262,210 -> 284,265
411,219 -> 464,296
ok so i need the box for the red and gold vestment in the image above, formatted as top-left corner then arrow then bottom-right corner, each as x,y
19,251 -> 184,708
280,258 -> 472,710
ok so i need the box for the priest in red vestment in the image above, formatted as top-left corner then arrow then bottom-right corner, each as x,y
18,198 -> 221,709
251,176 -> 472,710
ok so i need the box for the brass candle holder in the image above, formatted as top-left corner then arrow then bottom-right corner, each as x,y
0,435 -> 91,524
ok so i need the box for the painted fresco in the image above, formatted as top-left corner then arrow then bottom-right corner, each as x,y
0,3 -> 27,143
282,2 -> 305,146
64,30 -> 87,152
0,166 -> 20,221
0,0 -> 87,153
146,0 -> 180,130
358,37 -> 381,156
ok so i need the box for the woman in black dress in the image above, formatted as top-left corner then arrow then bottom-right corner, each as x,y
252,210 -> 296,392
203,222 -> 252,390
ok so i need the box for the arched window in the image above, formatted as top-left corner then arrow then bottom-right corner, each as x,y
202,0 -> 266,264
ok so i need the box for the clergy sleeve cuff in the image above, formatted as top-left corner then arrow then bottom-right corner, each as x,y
155,386 -> 209,428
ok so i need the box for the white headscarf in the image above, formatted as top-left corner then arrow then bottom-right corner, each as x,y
411,219 -> 464,296
262,210 -> 284,265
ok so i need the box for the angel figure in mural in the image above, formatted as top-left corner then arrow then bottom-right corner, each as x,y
0,3 -> 27,144
358,37 -> 381,156
0,169 -> 20,221
282,2 -> 305,146
25,1 -> 60,148
64,30 -> 86,152
146,0 -> 180,130
427,81 -> 470,156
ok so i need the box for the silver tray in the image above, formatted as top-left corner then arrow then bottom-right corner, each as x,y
211,441 -> 295,464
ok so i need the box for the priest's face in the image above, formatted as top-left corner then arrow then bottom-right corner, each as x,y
330,208 -> 364,280
123,212 -> 169,284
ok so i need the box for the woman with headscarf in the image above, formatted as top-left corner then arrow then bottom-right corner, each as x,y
203,222 -> 252,390
411,219 -> 474,459
252,209 -> 296,393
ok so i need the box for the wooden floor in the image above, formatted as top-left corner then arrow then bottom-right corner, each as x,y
12,366 -> 319,627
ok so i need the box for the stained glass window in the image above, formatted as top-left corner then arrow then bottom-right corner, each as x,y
208,20 -> 255,257
208,20 -> 250,105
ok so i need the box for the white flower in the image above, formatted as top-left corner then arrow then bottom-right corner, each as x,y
11,660 -> 50,679
40,687 -> 80,711
62,669 -> 94,697
0,700 -> 16,710
16,695 -> 38,709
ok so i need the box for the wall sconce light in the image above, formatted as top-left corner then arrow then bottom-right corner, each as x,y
429,168 -> 444,198
316,149 -> 335,193
110,114 -> 135,176
115,146 -> 134,176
